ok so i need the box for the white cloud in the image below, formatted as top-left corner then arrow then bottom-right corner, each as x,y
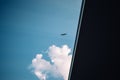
30,45 -> 72,80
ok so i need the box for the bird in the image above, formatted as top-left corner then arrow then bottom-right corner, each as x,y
61,33 -> 67,36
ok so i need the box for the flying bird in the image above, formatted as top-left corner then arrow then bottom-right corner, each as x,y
61,33 -> 67,36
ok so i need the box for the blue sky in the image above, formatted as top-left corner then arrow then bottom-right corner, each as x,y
0,0 -> 82,80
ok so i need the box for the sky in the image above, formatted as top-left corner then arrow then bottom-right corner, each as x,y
0,0 -> 82,80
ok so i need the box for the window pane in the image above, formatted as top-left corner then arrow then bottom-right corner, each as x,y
0,0 -> 83,80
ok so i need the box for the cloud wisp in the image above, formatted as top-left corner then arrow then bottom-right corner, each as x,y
30,45 -> 72,80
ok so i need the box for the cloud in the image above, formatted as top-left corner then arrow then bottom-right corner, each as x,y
30,45 -> 72,80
